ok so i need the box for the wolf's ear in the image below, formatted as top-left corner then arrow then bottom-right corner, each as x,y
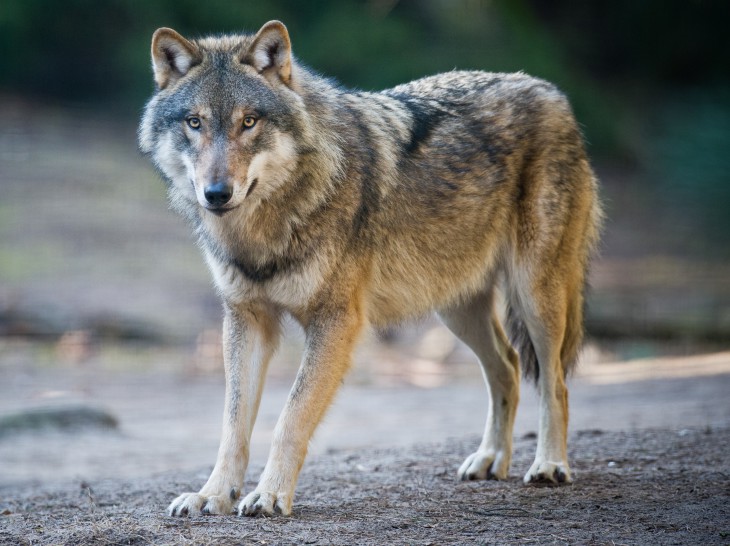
242,20 -> 292,85
151,28 -> 201,89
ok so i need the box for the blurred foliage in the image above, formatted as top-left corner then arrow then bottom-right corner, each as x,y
0,0 -> 728,227
645,86 -> 730,255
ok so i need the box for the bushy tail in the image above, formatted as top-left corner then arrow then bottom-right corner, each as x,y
504,291 -> 585,383
505,303 -> 539,382
560,293 -> 586,378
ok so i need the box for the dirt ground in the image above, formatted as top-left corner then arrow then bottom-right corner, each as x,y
0,426 -> 727,545
0,346 -> 729,545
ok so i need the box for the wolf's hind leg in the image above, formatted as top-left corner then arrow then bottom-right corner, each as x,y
439,289 -> 520,481
168,304 -> 280,516
518,287 -> 573,485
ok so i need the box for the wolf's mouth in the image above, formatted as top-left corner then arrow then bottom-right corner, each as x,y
205,206 -> 237,216
246,178 -> 258,198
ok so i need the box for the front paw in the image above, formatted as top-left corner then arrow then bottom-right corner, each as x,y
523,459 -> 572,485
168,489 -> 239,516
458,449 -> 510,481
238,490 -> 292,517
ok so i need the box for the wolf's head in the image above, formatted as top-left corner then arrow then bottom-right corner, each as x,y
139,21 -> 310,219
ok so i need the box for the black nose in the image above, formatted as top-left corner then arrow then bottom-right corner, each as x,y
204,181 -> 233,207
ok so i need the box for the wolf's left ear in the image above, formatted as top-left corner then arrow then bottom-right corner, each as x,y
151,28 -> 201,89
243,21 -> 292,85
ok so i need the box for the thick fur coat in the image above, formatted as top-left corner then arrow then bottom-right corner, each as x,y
139,21 -> 602,517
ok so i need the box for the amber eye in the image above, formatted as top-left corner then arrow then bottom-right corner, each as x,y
186,117 -> 201,130
243,116 -> 257,129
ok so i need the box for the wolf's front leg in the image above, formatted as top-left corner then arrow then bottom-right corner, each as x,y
239,308 -> 363,517
169,304 -> 280,516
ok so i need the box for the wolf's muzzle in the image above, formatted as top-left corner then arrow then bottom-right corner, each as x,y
204,181 -> 233,207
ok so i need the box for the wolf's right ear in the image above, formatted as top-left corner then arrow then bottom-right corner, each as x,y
151,28 -> 201,89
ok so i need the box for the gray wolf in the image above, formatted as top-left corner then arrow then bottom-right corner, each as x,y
139,20 -> 602,517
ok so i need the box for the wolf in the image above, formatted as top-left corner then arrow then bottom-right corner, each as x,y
138,20 -> 602,517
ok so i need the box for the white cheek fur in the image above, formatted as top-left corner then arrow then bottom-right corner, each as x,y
154,133 -> 197,201
245,133 -> 298,196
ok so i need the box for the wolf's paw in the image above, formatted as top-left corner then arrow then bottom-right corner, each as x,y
458,449 -> 509,481
238,490 -> 292,517
168,490 -> 238,516
523,459 -> 572,485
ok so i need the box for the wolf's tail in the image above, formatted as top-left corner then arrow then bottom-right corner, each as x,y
504,291 -> 585,383
504,303 -> 538,382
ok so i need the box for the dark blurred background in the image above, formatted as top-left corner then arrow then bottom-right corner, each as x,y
1,0 -> 729,368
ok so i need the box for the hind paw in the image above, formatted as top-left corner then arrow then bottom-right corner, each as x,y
168,490 -> 239,516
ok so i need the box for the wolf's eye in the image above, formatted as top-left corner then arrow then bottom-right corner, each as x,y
243,116 -> 257,129
186,117 -> 201,130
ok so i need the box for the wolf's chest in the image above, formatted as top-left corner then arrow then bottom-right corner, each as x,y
202,246 -> 330,311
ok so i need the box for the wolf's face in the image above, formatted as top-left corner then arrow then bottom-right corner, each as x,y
139,23 -> 302,217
